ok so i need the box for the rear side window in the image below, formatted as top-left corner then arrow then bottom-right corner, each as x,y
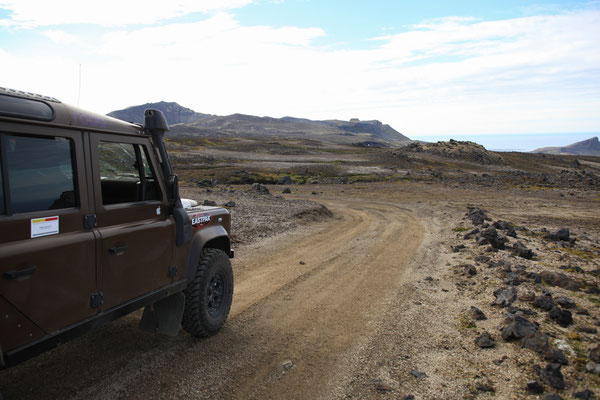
98,141 -> 161,205
1,134 -> 77,214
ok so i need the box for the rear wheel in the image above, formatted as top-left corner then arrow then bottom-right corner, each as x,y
182,248 -> 233,337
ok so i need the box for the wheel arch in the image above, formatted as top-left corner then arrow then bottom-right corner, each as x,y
185,226 -> 231,280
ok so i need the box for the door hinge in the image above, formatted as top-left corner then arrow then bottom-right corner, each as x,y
168,265 -> 178,278
84,214 -> 97,230
90,292 -> 104,309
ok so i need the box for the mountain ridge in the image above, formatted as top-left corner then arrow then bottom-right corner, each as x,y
532,136 -> 600,156
108,101 -> 410,146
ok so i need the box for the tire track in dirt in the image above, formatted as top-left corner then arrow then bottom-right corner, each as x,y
0,197 -> 423,400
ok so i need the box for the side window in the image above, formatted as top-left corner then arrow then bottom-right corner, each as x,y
1,134 -> 77,214
98,141 -> 161,205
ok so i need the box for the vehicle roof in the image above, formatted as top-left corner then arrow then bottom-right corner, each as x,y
0,87 -> 144,135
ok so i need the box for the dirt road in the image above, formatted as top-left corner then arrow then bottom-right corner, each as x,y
0,196 -> 425,400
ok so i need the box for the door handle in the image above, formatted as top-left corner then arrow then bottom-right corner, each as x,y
3,266 -> 37,280
109,243 -> 128,256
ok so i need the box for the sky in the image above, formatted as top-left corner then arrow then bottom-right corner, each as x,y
1,0 -> 599,140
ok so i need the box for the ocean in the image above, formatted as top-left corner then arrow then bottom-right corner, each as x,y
413,133 -> 599,152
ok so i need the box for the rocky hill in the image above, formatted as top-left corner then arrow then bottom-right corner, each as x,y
108,102 -> 409,146
532,136 -> 600,156
108,101 -> 210,125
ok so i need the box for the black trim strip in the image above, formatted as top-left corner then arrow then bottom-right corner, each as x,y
1,279 -> 187,369
0,134 -> 11,215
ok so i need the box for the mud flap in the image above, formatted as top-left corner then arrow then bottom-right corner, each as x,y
139,292 -> 185,336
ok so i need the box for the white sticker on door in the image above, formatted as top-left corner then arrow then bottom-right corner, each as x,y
31,216 -> 59,238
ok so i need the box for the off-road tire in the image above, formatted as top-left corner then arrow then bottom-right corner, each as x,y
182,248 -> 233,337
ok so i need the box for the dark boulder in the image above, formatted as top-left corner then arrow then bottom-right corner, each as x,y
277,175 -> 293,185
469,306 -> 487,321
502,315 -> 538,341
548,307 -> 573,327
467,207 -> 488,226
526,380 -> 544,394
541,271 -> 581,291
475,332 -> 496,348
546,228 -> 570,242
477,228 -> 507,249
521,332 -> 550,354
540,363 -> 565,390
532,295 -> 556,311
574,389 -> 595,400
512,241 -> 535,259
251,183 -> 271,195
545,349 -> 569,365
555,296 -> 575,309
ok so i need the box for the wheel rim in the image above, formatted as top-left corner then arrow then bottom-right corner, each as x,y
207,272 -> 225,316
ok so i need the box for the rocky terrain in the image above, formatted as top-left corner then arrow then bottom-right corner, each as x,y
1,136 -> 598,400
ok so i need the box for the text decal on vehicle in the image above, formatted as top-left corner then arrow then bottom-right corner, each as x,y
191,213 -> 211,230
31,216 -> 59,238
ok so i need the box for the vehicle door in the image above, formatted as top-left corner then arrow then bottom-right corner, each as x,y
90,133 -> 174,310
0,128 -> 96,351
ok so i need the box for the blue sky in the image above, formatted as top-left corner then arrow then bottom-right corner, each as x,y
1,0 -> 599,140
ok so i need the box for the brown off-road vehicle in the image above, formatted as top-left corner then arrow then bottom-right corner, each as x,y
0,87 -> 234,370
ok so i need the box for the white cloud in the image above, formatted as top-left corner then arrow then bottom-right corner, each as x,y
43,29 -> 81,44
1,9 -> 599,136
0,0 -> 252,27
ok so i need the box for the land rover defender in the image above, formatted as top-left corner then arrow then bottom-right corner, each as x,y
0,87 -> 234,369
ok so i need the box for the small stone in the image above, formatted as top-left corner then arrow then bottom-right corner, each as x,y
493,287 -> 518,307
203,199 -> 217,206
519,291 -> 536,302
299,261 -> 306,265
375,383 -> 395,393
586,362 -> 600,374
281,360 -> 294,371
555,296 -> 575,308
465,265 -> 477,276
474,255 -> 489,263
548,307 -> 573,327
452,244 -> 466,252
526,380 -> 544,394
469,306 -> 487,320
411,369 -> 427,379
527,272 -> 542,284
533,295 -> 556,311
542,393 -> 563,400
573,389 -> 595,400
403,396 -> 415,400
251,183 -> 271,195
540,363 -> 565,390
475,332 -> 496,348
282,188 -> 292,194
223,201 -> 236,207
504,272 -> 521,286
476,381 -> 495,392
